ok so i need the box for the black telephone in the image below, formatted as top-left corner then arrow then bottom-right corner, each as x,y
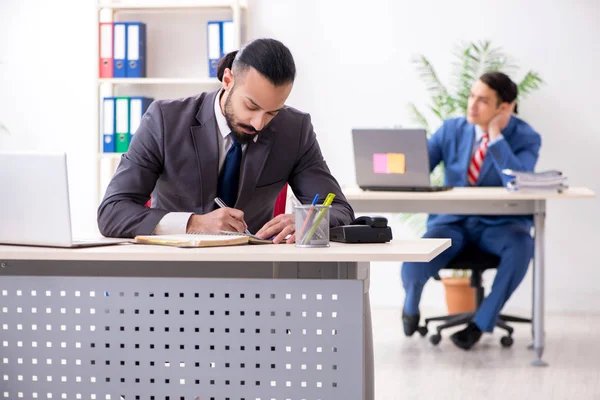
330,216 -> 393,243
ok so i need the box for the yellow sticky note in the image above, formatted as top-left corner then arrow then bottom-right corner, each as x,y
387,153 -> 406,174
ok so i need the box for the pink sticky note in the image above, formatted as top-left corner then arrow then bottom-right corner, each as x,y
373,153 -> 388,174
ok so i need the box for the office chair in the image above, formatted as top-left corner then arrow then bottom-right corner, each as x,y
420,243 -> 532,347
273,184 -> 288,217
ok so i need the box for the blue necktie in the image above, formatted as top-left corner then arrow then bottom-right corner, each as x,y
217,134 -> 243,207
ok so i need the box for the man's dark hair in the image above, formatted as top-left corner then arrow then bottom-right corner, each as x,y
217,38 -> 296,86
480,71 -> 519,114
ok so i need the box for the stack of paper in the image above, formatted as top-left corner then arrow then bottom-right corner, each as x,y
502,169 -> 568,192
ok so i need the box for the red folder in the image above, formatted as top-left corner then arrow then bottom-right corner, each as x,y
99,22 -> 113,78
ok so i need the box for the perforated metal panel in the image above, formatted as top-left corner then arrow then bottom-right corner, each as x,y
0,276 -> 363,400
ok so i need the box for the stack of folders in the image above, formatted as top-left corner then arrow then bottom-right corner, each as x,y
207,20 -> 236,78
99,22 -> 147,78
103,97 -> 154,153
503,169 -> 568,192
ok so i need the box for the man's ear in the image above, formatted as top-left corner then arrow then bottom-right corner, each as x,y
498,102 -> 512,114
222,68 -> 234,91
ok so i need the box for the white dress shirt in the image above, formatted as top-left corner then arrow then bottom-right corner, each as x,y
152,90 -> 258,235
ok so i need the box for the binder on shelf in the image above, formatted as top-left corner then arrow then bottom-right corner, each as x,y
207,20 -> 235,78
221,20 -> 235,55
114,97 -> 130,153
99,22 -> 113,78
207,20 -> 221,78
126,22 -> 146,78
113,22 -> 127,78
129,97 -> 153,139
102,97 -> 116,153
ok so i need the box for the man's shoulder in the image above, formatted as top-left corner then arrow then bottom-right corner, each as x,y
443,116 -> 470,130
150,93 -> 209,115
267,104 -> 310,135
511,116 -> 539,136
434,116 -> 470,138
278,104 -> 309,123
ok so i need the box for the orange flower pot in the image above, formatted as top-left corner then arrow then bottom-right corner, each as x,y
441,278 -> 476,314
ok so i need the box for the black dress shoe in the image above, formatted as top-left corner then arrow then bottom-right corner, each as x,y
402,311 -> 420,337
450,322 -> 482,350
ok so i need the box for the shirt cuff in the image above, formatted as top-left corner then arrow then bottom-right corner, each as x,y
488,134 -> 504,146
152,212 -> 194,235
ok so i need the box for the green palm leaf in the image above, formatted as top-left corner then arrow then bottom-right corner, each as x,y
412,55 -> 449,100
407,103 -> 431,134
411,55 -> 456,122
452,43 -> 479,114
518,71 -> 544,99
397,212 -> 427,239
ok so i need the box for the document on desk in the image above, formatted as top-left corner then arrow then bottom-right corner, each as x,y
134,234 -> 249,248
215,230 -> 290,244
134,232 -> 277,248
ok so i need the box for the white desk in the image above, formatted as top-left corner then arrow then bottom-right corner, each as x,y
0,239 -> 449,400
344,186 -> 596,366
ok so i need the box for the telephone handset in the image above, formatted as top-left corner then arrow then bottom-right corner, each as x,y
349,216 -> 389,228
330,216 -> 393,243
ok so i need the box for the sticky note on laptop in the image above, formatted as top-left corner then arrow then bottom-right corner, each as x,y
373,153 -> 405,174
373,153 -> 389,173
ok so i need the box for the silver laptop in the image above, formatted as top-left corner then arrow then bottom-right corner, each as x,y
352,128 -> 452,192
0,152 -> 127,248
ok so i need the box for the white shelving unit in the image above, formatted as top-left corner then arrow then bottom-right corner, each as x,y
96,0 -> 247,203
97,1 -> 248,10
98,77 -> 221,85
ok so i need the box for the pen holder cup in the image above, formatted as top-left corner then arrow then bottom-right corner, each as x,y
294,205 -> 331,248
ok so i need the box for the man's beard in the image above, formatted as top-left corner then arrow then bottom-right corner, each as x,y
224,90 -> 258,145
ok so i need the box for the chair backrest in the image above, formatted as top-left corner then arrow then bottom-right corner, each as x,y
273,185 -> 288,217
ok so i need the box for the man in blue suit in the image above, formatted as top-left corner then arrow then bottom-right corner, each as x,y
401,72 -> 542,350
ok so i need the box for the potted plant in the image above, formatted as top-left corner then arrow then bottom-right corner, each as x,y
404,40 -> 543,313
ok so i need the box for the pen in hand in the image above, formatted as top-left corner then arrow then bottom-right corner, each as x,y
214,197 -> 252,235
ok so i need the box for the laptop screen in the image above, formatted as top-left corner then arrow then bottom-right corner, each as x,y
352,128 -> 432,189
0,152 -> 74,246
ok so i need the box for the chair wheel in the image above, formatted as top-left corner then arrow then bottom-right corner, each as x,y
429,334 -> 441,345
418,326 -> 428,337
500,336 -> 514,348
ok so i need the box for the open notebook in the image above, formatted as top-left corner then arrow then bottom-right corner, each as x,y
134,231 -> 274,248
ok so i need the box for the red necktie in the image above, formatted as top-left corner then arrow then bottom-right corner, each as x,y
467,134 -> 489,185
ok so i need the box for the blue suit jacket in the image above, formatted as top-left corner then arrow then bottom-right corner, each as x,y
427,116 -> 542,229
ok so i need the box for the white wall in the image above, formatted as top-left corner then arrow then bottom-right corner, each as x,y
1,0 -> 599,313
0,0 -> 99,238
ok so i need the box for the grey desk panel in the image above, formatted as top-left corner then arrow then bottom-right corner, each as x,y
0,260 -> 359,282
0,275 -> 364,400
